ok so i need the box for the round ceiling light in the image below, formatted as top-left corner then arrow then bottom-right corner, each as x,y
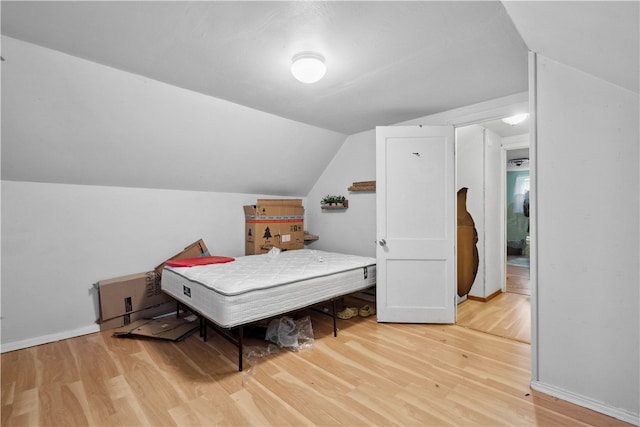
291,52 -> 326,84
501,113 -> 529,126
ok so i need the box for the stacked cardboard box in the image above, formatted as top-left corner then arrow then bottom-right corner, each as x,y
244,199 -> 304,255
96,239 -> 209,331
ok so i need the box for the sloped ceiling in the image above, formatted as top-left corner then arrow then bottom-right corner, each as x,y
1,1 -> 637,195
502,1 -> 639,94
1,1 -> 529,135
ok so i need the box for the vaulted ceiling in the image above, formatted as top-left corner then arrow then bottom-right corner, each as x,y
2,1 -> 532,135
2,1 -> 636,135
1,1 -> 637,195
4,1 -> 636,136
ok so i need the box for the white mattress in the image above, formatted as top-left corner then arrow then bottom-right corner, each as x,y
161,249 -> 376,328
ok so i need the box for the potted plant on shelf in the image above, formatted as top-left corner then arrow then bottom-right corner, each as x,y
321,195 -> 336,206
321,195 -> 347,208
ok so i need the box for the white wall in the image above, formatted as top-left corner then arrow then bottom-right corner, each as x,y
455,125 -> 486,297
305,130 -> 377,257
532,55 -> 639,422
455,125 -> 502,299
483,128 -> 502,297
1,180 -> 301,351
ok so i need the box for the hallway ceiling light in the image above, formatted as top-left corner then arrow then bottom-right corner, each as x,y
502,113 -> 529,126
291,52 -> 326,84
509,158 -> 529,167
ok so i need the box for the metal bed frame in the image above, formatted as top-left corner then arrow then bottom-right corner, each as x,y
176,298 -> 341,371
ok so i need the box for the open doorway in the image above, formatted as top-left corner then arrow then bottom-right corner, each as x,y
505,148 -> 530,297
455,115 -> 531,343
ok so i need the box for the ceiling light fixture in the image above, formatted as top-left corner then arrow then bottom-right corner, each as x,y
509,158 -> 529,167
291,52 -> 326,84
502,113 -> 529,126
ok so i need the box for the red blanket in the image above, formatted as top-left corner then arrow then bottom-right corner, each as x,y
165,256 -> 235,268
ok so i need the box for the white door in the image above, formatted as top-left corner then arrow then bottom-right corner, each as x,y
375,125 -> 456,323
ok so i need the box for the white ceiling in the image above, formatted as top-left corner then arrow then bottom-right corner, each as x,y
1,1 -> 637,195
481,116 -> 530,139
2,1 -> 531,135
2,1 -> 636,136
502,1 -> 639,95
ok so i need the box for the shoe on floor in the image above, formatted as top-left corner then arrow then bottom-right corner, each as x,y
359,305 -> 376,317
337,307 -> 359,319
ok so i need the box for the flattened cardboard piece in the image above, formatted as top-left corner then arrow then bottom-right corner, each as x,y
113,315 -> 199,341
155,239 -> 209,276
99,301 -> 175,332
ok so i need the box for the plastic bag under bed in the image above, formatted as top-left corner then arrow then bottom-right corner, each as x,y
265,315 -> 314,351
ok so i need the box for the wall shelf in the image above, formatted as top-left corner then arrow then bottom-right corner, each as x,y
321,200 -> 348,210
348,181 -> 376,192
304,232 -> 319,242
322,200 -> 348,211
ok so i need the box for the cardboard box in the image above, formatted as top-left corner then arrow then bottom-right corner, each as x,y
97,270 -> 173,323
255,199 -> 302,206
256,198 -> 303,207
99,301 -> 176,331
112,313 -> 199,341
155,239 -> 209,276
244,200 -> 305,255
250,199 -> 305,217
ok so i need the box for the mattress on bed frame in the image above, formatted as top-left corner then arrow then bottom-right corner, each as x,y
161,249 -> 376,328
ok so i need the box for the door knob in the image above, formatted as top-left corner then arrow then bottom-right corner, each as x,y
378,239 -> 387,247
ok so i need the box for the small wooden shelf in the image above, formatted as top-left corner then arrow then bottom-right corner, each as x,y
304,232 -> 319,242
321,200 -> 348,210
348,181 -> 376,192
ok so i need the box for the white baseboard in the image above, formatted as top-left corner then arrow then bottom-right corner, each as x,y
531,380 -> 640,426
1,324 -> 101,353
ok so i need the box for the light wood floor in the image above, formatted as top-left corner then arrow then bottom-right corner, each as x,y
506,262 -> 531,296
2,307 -> 630,426
457,292 -> 531,343
457,263 -> 531,343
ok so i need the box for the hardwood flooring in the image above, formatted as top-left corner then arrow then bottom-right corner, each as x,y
2,305 -> 630,426
457,263 -> 531,343
457,292 -> 531,343
506,261 -> 531,296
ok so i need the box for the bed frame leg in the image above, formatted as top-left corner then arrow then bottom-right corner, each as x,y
332,299 -> 338,337
238,326 -> 244,371
203,317 -> 208,342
